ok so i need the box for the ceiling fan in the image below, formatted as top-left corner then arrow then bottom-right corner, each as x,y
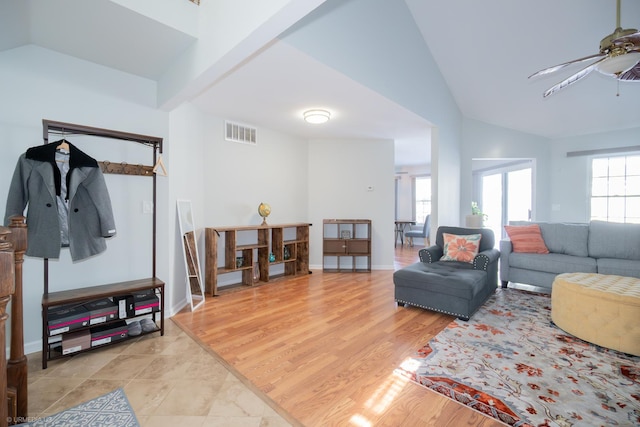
529,0 -> 640,97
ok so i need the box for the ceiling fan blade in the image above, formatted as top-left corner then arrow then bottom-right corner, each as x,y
542,57 -> 608,97
529,53 -> 605,79
615,46 -> 640,80
619,60 -> 640,81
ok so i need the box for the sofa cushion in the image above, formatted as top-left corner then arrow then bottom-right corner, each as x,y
596,258 -> 640,278
504,224 -> 549,254
508,252 -> 597,275
441,233 -> 481,263
539,223 -> 589,257
589,220 -> 640,261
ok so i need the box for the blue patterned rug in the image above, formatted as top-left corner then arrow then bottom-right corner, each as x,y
18,388 -> 139,427
395,289 -> 640,426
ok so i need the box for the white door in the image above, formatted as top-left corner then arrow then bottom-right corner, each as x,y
479,163 -> 533,247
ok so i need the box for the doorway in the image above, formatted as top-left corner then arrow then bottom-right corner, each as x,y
473,159 -> 534,246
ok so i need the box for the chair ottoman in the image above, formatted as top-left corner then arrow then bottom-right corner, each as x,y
394,262 -> 490,321
551,272 -> 640,356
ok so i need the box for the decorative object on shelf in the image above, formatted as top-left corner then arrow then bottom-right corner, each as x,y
465,201 -> 487,228
236,257 -> 244,268
340,230 -> 351,239
269,252 -> 276,262
258,202 -> 271,225
284,246 -> 290,260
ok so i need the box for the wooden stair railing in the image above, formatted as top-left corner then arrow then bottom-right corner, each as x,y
0,225 -> 16,427
6,217 -> 27,424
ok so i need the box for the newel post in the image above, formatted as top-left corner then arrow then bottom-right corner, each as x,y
0,226 -> 16,427
6,216 -> 27,421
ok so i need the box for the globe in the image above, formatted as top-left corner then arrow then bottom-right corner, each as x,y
258,202 -> 271,225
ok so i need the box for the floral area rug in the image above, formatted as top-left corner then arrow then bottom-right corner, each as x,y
395,288 -> 640,427
18,388 -> 139,427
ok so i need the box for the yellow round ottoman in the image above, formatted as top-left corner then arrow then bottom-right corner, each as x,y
551,272 -> 640,356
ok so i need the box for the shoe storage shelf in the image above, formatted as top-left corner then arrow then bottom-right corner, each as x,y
323,219 -> 372,272
205,223 -> 310,296
41,278 -> 164,369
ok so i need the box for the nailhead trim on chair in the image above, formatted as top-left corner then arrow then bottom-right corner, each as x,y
419,249 -> 433,263
395,298 -> 469,321
473,254 -> 489,271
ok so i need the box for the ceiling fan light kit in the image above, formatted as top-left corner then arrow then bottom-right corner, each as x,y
529,0 -> 640,97
597,51 -> 640,76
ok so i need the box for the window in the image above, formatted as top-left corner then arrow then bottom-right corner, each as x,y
414,176 -> 431,223
591,154 -> 640,223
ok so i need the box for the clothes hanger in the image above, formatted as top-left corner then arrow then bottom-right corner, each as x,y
56,129 -> 70,151
55,129 -> 70,163
152,155 -> 168,176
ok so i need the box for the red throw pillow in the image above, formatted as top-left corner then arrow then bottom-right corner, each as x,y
504,224 -> 549,254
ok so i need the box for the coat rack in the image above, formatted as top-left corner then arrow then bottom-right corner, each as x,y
42,119 -> 164,290
32,120 -> 166,375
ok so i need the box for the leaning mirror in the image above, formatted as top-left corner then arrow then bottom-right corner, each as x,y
177,199 -> 205,311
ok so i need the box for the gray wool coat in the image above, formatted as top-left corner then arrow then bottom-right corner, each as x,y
4,141 -> 116,261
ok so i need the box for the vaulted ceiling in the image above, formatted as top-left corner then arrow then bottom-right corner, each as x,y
2,0 -> 639,167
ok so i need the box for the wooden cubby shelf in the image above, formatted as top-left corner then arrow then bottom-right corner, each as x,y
205,223 -> 311,295
322,219 -> 372,272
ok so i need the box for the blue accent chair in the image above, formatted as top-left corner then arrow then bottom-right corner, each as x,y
394,226 -> 500,320
404,215 -> 430,247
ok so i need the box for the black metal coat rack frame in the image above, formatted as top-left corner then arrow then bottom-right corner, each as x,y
41,119 -> 164,294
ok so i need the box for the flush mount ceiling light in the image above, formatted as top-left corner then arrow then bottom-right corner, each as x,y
303,109 -> 331,124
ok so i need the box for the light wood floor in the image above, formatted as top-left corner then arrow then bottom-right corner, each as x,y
172,246 -> 504,427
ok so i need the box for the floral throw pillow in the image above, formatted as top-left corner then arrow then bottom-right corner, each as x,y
441,233 -> 482,263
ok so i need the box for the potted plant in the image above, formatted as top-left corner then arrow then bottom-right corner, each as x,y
465,202 -> 487,227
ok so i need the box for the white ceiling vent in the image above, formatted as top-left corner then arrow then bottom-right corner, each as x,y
225,121 -> 257,145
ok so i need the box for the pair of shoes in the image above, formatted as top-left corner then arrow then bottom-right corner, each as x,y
140,318 -> 157,333
128,320 -> 142,336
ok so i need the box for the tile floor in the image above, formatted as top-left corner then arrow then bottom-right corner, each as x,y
26,319 -> 294,427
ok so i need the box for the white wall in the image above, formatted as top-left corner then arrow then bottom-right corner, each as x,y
158,0 -> 326,108
0,45 -> 170,354
192,111 -> 310,287
200,117 -> 309,227
548,126 -> 640,222
167,103 -> 208,310
308,138 -> 395,270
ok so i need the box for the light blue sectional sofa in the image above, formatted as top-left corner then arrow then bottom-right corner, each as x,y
500,220 -> 640,289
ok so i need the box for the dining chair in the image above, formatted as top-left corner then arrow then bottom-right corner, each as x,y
405,215 -> 430,247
